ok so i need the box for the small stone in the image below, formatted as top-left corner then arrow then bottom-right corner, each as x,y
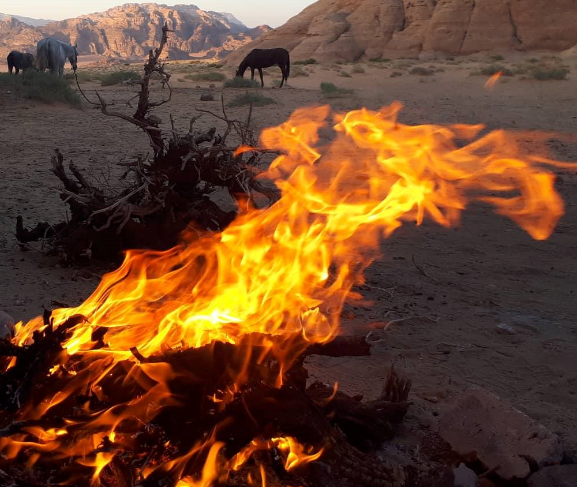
209,83 -> 216,89
527,464 -> 577,487
200,92 -> 214,101
439,389 -> 562,480
495,323 -> 516,335
0,310 -> 16,340
453,463 -> 478,487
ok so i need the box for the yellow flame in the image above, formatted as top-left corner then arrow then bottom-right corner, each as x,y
5,102 -> 568,484
484,71 -> 502,91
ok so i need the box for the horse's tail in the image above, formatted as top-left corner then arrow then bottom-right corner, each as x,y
285,51 -> 290,79
36,42 -> 47,71
7,52 -> 14,73
46,42 -> 54,73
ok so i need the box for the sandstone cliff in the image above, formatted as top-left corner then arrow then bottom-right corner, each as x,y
226,0 -> 577,64
1,4 -> 270,61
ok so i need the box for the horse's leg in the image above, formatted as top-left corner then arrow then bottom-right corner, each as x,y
258,68 -> 264,88
250,68 -> 255,80
278,65 -> 284,88
15,67 -> 20,75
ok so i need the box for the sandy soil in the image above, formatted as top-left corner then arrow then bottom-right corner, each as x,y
1,55 -> 577,455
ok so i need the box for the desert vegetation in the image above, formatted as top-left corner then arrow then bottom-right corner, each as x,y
228,91 -> 276,107
320,81 -> 353,97
0,71 -> 80,106
100,70 -> 141,86
223,76 -> 260,88
293,58 -> 318,65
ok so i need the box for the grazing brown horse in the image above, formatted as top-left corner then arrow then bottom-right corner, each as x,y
236,48 -> 290,88
7,51 -> 35,74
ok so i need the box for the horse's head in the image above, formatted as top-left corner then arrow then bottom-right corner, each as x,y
235,68 -> 243,78
69,43 -> 78,72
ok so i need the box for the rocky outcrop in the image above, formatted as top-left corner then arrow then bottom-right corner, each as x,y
1,4 -> 270,61
0,17 -> 43,58
226,0 -> 577,64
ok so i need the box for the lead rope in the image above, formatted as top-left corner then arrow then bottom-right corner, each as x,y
75,71 -> 99,106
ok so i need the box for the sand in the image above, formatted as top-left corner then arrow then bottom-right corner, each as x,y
1,55 -> 576,454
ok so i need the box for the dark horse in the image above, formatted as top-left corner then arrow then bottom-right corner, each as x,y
7,51 -> 35,74
236,48 -> 290,88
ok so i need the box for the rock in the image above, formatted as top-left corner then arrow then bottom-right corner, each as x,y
200,92 -> 215,101
0,310 -> 16,341
439,389 -> 562,481
226,0 -> 577,64
495,323 -> 516,335
453,463 -> 478,487
527,464 -> 577,487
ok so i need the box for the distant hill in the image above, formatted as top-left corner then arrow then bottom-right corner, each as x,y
227,0 -> 577,64
0,3 -> 270,61
0,13 -> 54,27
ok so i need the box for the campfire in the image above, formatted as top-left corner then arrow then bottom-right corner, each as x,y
0,31 -> 567,487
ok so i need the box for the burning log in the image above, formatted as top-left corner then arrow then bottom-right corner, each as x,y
0,308 -> 408,487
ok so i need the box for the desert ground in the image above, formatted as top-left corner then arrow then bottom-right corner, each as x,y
1,52 -> 577,461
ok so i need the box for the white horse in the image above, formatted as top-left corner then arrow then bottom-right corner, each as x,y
37,38 -> 78,75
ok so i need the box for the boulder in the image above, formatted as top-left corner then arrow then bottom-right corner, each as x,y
439,389 -> 562,480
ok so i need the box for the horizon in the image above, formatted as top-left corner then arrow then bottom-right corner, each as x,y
0,1 -> 315,28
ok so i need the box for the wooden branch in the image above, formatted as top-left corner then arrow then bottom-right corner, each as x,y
304,335 -> 370,357
134,24 -> 173,122
51,149 -> 79,194
15,217 -> 59,243
90,183 -> 148,218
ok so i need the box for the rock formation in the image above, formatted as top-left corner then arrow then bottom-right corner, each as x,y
226,0 -> 577,64
0,4 -> 270,61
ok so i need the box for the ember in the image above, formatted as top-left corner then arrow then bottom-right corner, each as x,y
0,100 -> 565,487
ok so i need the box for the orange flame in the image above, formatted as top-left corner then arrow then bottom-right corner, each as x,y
484,71 -> 502,90
5,102 -> 567,484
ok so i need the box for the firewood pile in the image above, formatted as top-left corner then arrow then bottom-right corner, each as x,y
0,309 -> 413,487
15,24 -> 279,263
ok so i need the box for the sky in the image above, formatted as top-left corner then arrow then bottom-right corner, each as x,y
0,0 -> 314,27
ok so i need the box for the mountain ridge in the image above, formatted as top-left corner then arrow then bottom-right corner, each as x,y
0,3 -> 270,61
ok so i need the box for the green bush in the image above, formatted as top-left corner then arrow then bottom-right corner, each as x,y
100,71 -> 141,86
0,71 -> 80,106
223,76 -> 260,88
293,58 -> 318,65
479,65 -> 514,76
369,57 -> 391,63
228,91 -> 276,107
352,65 -> 365,74
490,54 -> 505,61
409,67 -> 434,76
186,71 -> 226,82
320,81 -> 353,98
532,67 -> 569,80
339,70 -> 352,78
